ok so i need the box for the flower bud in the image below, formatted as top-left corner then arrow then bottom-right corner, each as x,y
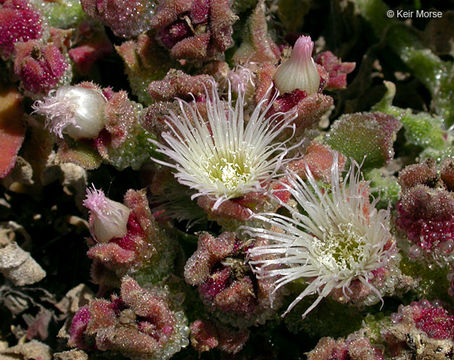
273,35 -> 320,95
33,85 -> 107,139
14,40 -> 68,95
83,186 -> 131,243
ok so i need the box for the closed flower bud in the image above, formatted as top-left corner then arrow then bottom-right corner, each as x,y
33,85 -> 107,139
83,186 -> 131,243
273,35 -> 320,95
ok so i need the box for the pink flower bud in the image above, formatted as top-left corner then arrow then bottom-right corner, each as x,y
273,36 -> 320,95
83,186 -> 131,243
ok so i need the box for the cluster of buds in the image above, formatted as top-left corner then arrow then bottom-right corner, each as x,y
1,0 -> 115,98
307,335 -> 384,360
184,232 -> 282,327
395,158 -> 454,263
0,0 -> 72,96
150,0 -> 237,60
307,299 -> 454,359
68,276 -> 189,359
380,300 -> 454,358
14,40 -> 69,96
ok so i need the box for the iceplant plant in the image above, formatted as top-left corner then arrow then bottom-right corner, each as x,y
243,157 -> 395,318
150,81 -> 298,210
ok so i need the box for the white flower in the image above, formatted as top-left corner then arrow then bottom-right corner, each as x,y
83,186 -> 131,243
273,35 -> 320,95
244,157 -> 394,318
33,85 -> 107,139
150,81 -> 298,210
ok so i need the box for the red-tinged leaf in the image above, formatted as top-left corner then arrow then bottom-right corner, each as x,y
87,243 -> 136,267
287,142 -> 346,183
315,51 -> 356,90
0,88 -> 26,178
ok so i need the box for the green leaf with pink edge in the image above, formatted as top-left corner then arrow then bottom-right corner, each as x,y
0,88 -> 26,178
326,112 -> 401,169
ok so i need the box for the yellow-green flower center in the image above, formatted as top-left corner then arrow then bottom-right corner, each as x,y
316,223 -> 367,271
204,151 -> 253,192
